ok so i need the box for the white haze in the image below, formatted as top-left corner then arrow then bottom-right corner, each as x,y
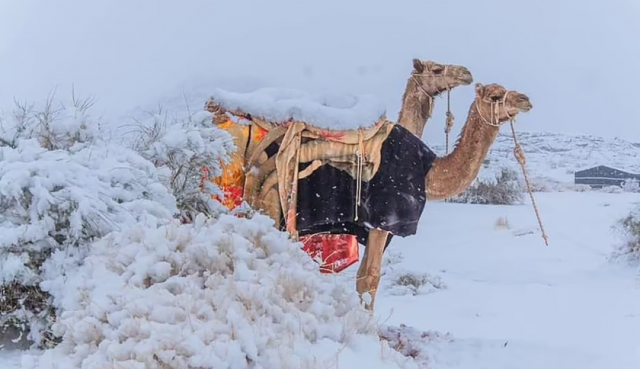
0,0 -> 639,142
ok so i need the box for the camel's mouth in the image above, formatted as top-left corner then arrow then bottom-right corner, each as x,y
515,95 -> 533,112
457,70 -> 474,85
517,102 -> 533,112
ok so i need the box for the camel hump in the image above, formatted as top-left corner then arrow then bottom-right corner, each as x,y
205,87 -> 387,132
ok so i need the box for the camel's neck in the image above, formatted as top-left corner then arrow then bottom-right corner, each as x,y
397,76 -> 436,138
425,101 -> 501,201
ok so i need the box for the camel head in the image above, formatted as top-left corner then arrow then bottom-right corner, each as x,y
411,59 -> 474,96
474,83 -> 532,124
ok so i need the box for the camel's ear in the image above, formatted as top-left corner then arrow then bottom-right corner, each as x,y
475,83 -> 485,96
413,59 -> 425,73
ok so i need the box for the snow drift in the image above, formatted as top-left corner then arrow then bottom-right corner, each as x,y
206,87 -> 387,130
22,213 -> 418,369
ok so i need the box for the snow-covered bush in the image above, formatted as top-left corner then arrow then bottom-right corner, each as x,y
571,184 -> 592,192
125,100 -> 235,223
622,178 -> 640,193
611,207 -> 640,265
379,324 -> 453,369
527,176 -> 595,193
387,271 -> 446,297
449,167 -> 524,205
0,94 -> 177,348
528,177 -> 551,192
380,252 -> 446,297
599,185 -> 623,194
21,213 -> 416,369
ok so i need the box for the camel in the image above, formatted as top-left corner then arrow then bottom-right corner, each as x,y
397,59 -> 473,138
203,81 -> 532,312
209,58 -> 472,230
356,82 -> 532,310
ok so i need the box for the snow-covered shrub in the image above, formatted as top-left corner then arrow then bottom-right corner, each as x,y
0,93 -> 102,151
572,184 -> 592,192
599,185 -> 623,194
379,324 -> 454,369
0,94 -> 177,348
528,177 -> 550,192
125,101 -> 235,223
386,270 -> 446,297
449,167 -> 524,205
523,176 -> 586,193
622,178 -> 640,193
21,213 -> 416,369
611,207 -> 640,265
382,250 -> 404,268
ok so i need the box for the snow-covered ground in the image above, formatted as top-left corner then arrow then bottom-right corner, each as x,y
373,191 -> 640,368
2,191 -> 639,368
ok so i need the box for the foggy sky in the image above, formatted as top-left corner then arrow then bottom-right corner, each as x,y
1,0 -> 639,144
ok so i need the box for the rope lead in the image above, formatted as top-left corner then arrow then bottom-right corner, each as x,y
444,89 -> 455,155
510,119 -> 549,246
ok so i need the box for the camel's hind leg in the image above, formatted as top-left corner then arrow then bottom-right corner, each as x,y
356,228 -> 389,311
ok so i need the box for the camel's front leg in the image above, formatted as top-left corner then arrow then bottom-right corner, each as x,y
356,228 -> 388,311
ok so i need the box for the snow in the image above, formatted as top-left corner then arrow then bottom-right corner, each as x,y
1,88 -> 639,368
367,192 -> 640,368
3,1 -> 640,367
124,102 -> 236,221
3,191 -> 640,368
0,109 -> 177,259
338,191 -> 640,368
207,87 -> 387,130
12,213 -> 416,369
431,131 -> 640,186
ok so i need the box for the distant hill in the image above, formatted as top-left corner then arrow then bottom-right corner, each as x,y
428,131 -> 640,185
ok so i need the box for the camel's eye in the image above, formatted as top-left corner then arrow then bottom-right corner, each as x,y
491,95 -> 502,102
431,67 -> 443,74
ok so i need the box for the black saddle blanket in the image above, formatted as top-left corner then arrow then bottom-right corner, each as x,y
294,124 -> 436,246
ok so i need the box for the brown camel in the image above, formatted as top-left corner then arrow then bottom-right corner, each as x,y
397,59 -> 473,138
204,81 -> 532,312
356,82 -> 532,310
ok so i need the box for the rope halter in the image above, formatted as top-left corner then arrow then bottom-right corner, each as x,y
475,90 -> 515,127
410,64 -> 452,118
410,64 -> 455,152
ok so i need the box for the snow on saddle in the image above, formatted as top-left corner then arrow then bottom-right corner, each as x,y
203,88 -> 435,273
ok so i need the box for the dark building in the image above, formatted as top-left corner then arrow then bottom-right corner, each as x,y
574,165 -> 640,188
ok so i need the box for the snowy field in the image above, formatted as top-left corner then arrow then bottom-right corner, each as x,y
2,190 -> 639,368
374,191 -> 640,368
2,1 -> 640,368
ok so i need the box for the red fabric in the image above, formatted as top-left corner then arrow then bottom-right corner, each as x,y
300,234 -> 359,273
212,186 -> 244,210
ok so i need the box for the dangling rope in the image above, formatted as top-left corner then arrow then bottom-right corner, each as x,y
476,94 -> 549,246
509,119 -> 549,246
444,89 -> 455,155
354,129 -> 366,221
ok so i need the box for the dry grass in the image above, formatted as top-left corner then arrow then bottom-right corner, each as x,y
494,216 -> 511,230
